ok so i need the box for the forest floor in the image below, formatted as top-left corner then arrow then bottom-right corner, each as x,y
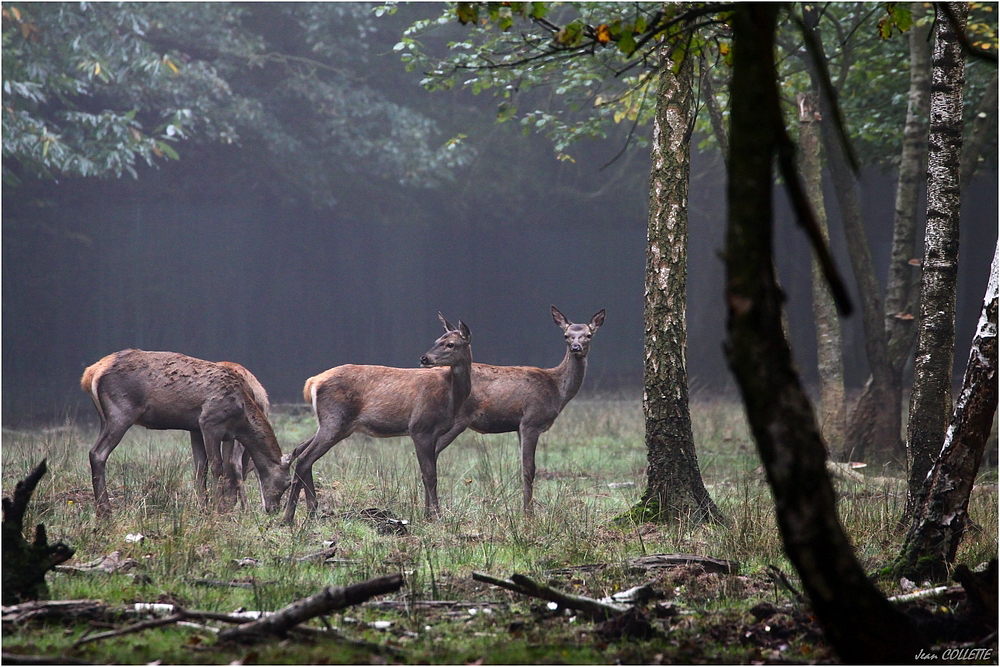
2,396 -> 997,664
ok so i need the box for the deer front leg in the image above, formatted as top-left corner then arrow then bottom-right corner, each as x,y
414,434 -> 441,520
222,439 -> 247,510
199,425 -> 236,512
518,426 -> 543,516
283,430 -> 338,525
190,431 -> 210,505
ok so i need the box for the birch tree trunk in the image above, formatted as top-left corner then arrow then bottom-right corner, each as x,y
895,241 -> 997,581
798,91 -> 845,452
904,1 -> 968,523
724,7 -> 922,660
630,36 -> 722,525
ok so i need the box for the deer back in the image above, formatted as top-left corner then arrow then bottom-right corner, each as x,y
309,364 -> 456,438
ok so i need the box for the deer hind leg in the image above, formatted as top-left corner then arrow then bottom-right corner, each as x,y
88,407 -> 136,518
518,426 -> 543,516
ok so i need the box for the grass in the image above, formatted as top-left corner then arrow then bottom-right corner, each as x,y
2,395 -> 997,664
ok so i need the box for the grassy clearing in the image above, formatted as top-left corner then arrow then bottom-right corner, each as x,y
2,396 -> 996,664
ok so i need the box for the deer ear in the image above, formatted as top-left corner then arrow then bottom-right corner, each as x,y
551,305 -> 570,330
458,320 -> 471,343
438,312 -> 456,332
590,309 -> 606,331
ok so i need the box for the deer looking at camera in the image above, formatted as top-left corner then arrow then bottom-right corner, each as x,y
81,349 -> 291,517
284,315 -> 472,524
433,306 -> 605,515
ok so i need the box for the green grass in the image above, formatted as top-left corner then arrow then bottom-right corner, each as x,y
2,396 -> 996,664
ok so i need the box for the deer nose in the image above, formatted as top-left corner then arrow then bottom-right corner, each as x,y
420,355 -> 431,366
570,343 -> 583,353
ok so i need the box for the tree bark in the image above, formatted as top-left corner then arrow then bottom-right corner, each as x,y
797,91 -> 846,453
895,241 -> 997,581
631,35 -> 722,525
725,6 -> 922,662
904,1 -> 968,523
801,6 -> 903,463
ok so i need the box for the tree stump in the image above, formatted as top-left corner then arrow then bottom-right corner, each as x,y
2,460 -> 75,605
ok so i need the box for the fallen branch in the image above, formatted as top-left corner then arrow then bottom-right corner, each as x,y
472,571 -> 628,620
72,612 -> 186,648
218,572 -> 404,643
886,585 -> 960,604
628,553 -> 740,575
1,652 -> 92,665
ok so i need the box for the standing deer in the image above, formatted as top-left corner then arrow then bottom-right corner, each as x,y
433,306 -> 605,515
283,315 -> 472,524
80,349 -> 291,517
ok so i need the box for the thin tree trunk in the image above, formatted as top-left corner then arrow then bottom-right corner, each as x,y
884,3 -> 933,372
631,35 -> 722,525
904,1 -> 968,523
895,241 -> 997,581
800,6 -> 902,463
960,70 -> 998,188
798,91 -> 845,452
725,7 -> 922,661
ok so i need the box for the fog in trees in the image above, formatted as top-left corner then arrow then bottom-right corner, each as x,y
2,3 -> 996,426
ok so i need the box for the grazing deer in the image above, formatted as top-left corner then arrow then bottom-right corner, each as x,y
433,306 -> 605,515
283,315 -> 472,524
80,349 -> 291,517
215,361 -> 270,509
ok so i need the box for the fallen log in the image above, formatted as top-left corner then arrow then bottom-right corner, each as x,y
628,553 -> 740,575
472,571 -> 628,620
2,461 -> 75,605
2,599 -> 111,626
218,572 -> 404,643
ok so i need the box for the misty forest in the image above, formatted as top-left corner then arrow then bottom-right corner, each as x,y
2,2 -> 998,664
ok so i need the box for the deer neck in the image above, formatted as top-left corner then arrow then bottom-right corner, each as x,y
552,348 -> 588,410
237,405 -> 283,476
448,359 -> 473,418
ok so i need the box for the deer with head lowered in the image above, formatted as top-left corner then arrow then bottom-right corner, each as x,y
81,349 -> 291,517
214,361 -> 271,509
433,306 -> 605,515
283,315 -> 472,524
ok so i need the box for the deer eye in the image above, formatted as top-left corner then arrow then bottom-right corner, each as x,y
446,342 -> 454,348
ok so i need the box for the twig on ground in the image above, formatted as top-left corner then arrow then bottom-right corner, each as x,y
72,612 -> 186,648
766,564 -> 807,604
472,571 -> 628,620
218,572 -> 404,643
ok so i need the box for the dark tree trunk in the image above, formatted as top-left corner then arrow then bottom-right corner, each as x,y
798,91 -> 846,453
895,241 -> 997,581
960,69 -> 998,188
904,1 -> 968,523
2,461 -> 75,606
800,7 -> 903,463
631,37 -> 722,525
884,2 -> 933,376
724,6 -> 922,662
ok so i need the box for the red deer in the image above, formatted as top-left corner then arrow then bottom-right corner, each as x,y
283,315 -> 472,524
80,349 -> 290,517
215,361 -> 270,509
433,306 -> 605,514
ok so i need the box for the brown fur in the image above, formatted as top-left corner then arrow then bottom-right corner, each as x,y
284,316 -> 473,523
433,307 -> 605,514
81,349 -> 290,517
